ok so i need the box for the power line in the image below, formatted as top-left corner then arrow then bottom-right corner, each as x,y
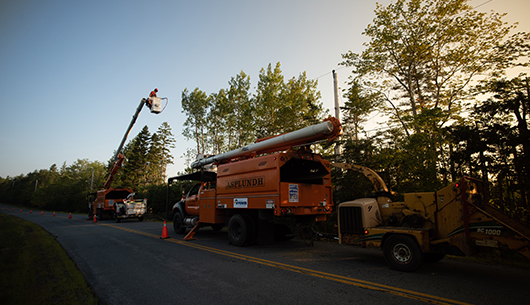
315,1 -> 497,83
313,66 -> 347,81
471,0 -> 495,11
455,0 -> 495,17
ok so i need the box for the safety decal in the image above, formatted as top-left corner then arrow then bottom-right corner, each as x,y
233,198 -> 248,208
289,184 -> 299,203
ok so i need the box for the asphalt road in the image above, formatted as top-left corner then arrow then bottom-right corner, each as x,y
2,206 -> 530,305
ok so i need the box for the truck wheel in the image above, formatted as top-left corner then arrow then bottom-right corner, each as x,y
138,216 -> 144,222
383,235 -> 424,272
228,214 -> 252,246
173,211 -> 186,234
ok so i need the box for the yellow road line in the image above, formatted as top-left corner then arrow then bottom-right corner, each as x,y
13,214 -> 471,304
98,222 -> 471,305
166,238 -> 470,305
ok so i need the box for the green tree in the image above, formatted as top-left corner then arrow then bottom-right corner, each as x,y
207,89 -> 229,154
254,62 -> 286,137
254,62 -> 324,137
341,0 -> 515,135
181,64 -> 326,163
181,88 -> 209,158
340,0 -> 518,188
30,160 -> 106,212
445,32 -> 530,222
461,76 -> 530,221
119,126 -> 151,187
227,71 -> 254,149
147,132 -> 163,184
341,79 -> 383,140
282,71 -> 324,129
154,122 -> 176,183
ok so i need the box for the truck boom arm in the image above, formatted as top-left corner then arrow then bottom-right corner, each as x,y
191,117 -> 342,169
113,98 -> 147,161
103,153 -> 125,189
105,97 -> 151,188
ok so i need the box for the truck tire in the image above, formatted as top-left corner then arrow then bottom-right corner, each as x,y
173,211 -> 186,234
228,214 -> 252,246
383,235 -> 424,272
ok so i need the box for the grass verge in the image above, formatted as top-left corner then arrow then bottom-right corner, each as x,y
0,213 -> 99,305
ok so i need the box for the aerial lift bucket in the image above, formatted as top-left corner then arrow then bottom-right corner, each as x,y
149,97 -> 162,114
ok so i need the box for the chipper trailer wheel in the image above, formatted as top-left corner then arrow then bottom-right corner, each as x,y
383,235 -> 424,272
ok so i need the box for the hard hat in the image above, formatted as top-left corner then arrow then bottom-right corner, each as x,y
154,88 -> 158,92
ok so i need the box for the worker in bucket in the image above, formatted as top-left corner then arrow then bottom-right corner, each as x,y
146,88 -> 158,109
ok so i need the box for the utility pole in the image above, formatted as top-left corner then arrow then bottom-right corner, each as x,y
333,70 -> 342,161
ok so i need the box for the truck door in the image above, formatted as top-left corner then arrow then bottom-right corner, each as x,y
185,183 -> 203,215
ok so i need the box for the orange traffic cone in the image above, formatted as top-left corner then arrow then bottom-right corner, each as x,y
160,221 -> 170,239
41,211 -> 44,215
93,215 -> 97,223
53,212 -> 56,217
68,213 -> 72,219
20,209 -> 22,212
30,210 -> 32,214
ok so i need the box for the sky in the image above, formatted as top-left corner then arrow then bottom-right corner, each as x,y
0,0 -> 529,179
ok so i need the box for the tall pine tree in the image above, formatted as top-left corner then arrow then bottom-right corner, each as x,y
120,125 -> 151,188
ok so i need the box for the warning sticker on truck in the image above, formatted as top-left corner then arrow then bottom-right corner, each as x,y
233,198 -> 248,208
289,184 -> 299,202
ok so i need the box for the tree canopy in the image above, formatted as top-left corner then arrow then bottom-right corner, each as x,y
0,122 -> 177,214
338,0 -> 529,223
115,122 -> 177,187
341,0 -> 515,135
181,62 -> 326,166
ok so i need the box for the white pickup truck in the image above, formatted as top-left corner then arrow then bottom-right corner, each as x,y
114,193 -> 147,222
